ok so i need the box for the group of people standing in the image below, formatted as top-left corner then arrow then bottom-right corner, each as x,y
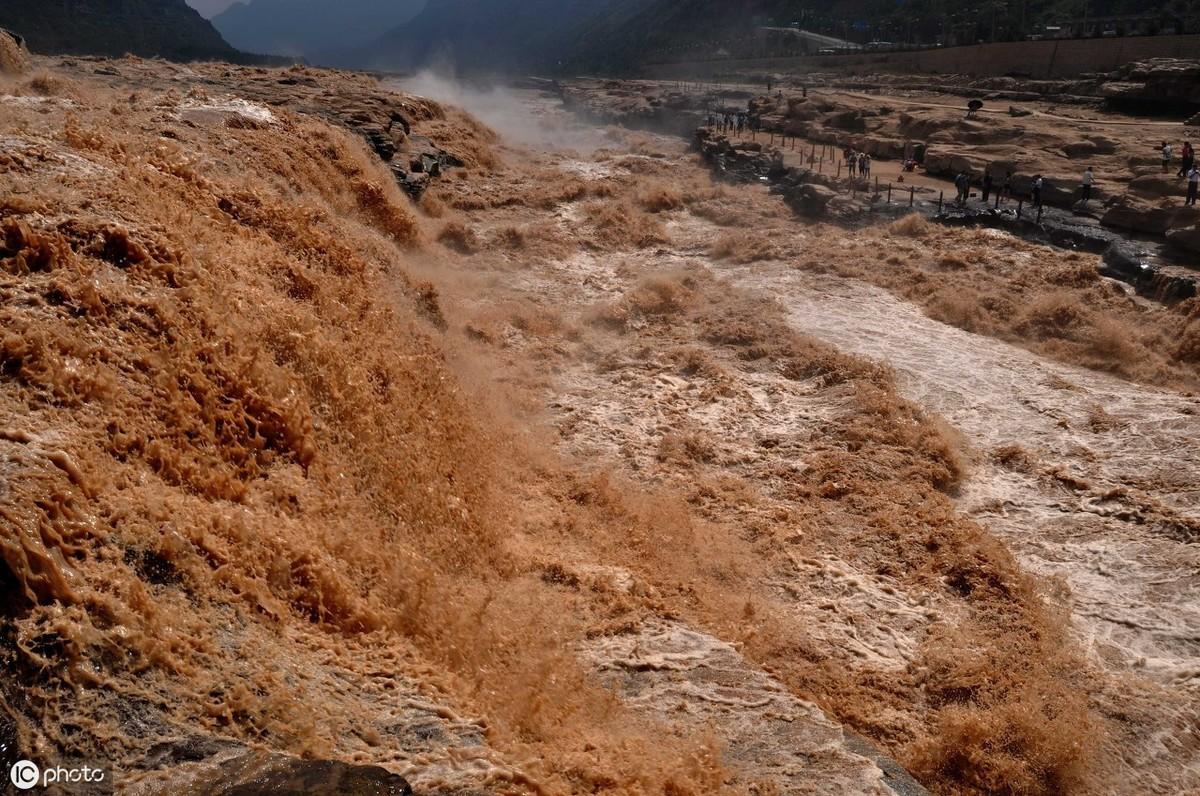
708,111 -> 752,136
843,148 -> 871,178
957,169 -> 1017,206
1160,140 -> 1198,206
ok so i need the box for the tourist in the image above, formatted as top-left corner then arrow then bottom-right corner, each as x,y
955,171 -> 970,205
1179,141 -> 1195,179
1186,164 -> 1199,207
1080,167 -> 1094,206
861,153 -> 871,178
1001,171 -> 1012,203
1032,174 -> 1044,207
982,170 -> 993,202
1161,141 -> 1172,174
848,151 -> 858,177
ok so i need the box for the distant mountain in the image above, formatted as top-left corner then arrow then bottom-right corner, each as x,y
561,0 -> 1195,71
213,0 -> 426,59
358,0 -> 625,72
362,0 -> 1197,76
0,0 -> 242,61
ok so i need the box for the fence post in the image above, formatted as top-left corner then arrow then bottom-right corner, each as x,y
888,183 -> 892,203
1017,199 -> 1023,217
938,191 -> 943,214
909,186 -> 914,207
995,191 -> 1000,209
837,162 -> 841,178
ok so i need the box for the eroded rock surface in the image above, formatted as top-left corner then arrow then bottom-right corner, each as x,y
584,621 -> 928,796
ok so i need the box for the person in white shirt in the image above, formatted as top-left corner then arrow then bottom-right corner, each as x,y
1162,141 -> 1172,173
1187,165 -> 1199,207
1080,167 -> 1094,205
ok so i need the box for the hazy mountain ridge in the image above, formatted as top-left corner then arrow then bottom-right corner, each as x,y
364,0 -> 1196,75
360,0 -> 626,72
558,0 -> 1184,71
213,0 -> 425,59
0,0 -> 241,60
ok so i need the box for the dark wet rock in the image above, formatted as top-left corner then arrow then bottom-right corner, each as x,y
360,125 -> 396,162
137,749 -> 412,796
390,165 -> 431,200
189,751 -> 413,796
843,731 -> 930,796
1,706 -> 22,768
694,128 -> 782,183
780,182 -> 838,217
385,135 -> 463,198
1101,242 -> 1197,302
1166,222 -> 1200,256
142,735 -> 243,768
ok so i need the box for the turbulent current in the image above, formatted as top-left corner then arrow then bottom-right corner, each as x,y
1,58 -> 1197,796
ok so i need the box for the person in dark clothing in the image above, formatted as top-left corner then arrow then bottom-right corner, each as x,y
981,171 -> 993,202
1179,141 -> 1195,179
1187,164 -> 1199,206
954,171 -> 970,205
1032,174 -> 1044,207
1001,171 -> 1012,203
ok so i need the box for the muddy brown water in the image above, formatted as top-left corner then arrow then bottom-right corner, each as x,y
416,82 -> 1200,792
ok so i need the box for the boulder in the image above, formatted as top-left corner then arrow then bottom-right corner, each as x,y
1166,223 -> 1200,255
214,756 -> 412,796
1101,58 -> 1200,110
1062,136 -> 1118,159
783,183 -> 838,217
1062,141 -> 1100,159
1101,200 -> 1200,236
0,28 -> 29,75
1128,174 -> 1186,199
145,746 -> 415,796
923,150 -> 983,179
826,109 -> 867,132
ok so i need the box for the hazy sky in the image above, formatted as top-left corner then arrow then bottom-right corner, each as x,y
186,0 -> 239,18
